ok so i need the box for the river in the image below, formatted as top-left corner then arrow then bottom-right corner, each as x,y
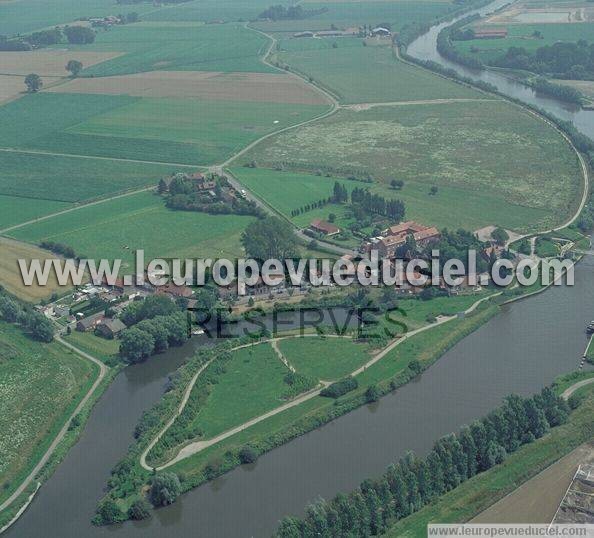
7,1 -> 594,536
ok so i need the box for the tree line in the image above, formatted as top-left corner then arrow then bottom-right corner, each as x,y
275,387 -> 573,537
0,25 -> 95,51
258,5 -> 328,21
0,293 -> 54,342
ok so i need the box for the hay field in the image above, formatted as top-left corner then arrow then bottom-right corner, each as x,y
0,237 -> 73,301
241,100 -> 582,232
0,50 -> 122,77
48,70 -> 331,105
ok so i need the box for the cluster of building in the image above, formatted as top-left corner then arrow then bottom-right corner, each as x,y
293,26 -> 391,39
43,276 -> 195,339
363,221 -> 441,258
88,15 -> 122,27
472,27 -> 508,39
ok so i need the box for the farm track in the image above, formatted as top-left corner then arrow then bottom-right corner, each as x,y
0,335 -> 108,524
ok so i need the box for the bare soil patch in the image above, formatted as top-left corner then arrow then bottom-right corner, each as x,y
0,237 -> 75,302
47,70 -> 331,105
486,5 -> 594,24
0,50 -> 123,77
473,443 -> 594,523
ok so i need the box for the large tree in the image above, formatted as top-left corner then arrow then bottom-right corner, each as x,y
240,216 -> 298,260
65,59 -> 83,77
24,73 -> 42,92
149,472 -> 181,506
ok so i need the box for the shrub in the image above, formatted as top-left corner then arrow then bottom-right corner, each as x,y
320,377 -> 358,398
149,472 -> 181,507
238,445 -> 258,464
128,498 -> 152,520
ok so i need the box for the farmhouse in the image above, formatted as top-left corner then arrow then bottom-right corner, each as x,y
371,27 -> 391,37
472,27 -> 508,39
95,318 -> 126,339
364,221 -> 440,258
156,283 -> 194,299
294,31 -> 315,38
310,219 -> 340,236
76,312 -> 104,332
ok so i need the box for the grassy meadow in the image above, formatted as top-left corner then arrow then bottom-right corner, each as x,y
187,344 -> 292,440
0,322 -> 98,505
276,37 -> 483,103
9,191 -> 253,268
240,100 -> 582,232
231,167 -> 549,232
279,337 -> 370,380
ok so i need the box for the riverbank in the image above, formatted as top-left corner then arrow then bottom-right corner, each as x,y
383,374 -> 594,536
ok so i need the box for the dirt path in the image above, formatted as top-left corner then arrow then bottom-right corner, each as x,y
0,335 -> 108,519
342,98 -> 494,111
142,294 -> 501,471
561,376 -> 594,399
472,442 -> 594,524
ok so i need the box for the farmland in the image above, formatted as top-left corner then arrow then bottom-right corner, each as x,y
252,0 -> 461,32
0,92 -> 329,165
0,195 -> 69,230
239,100 -> 582,232
0,237 -> 74,302
75,22 -> 278,77
49,70 -> 330,105
275,37 -> 483,103
231,167 -> 549,232
279,337 -> 370,380
143,0 -> 274,24
0,150 -> 173,203
0,322 -> 98,506
9,191 -> 254,267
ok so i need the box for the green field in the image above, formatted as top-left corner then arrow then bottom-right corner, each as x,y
276,39 -> 482,103
253,1 -> 458,32
231,167 -> 549,232
241,100 -> 582,233
0,194 -> 70,230
144,0 -> 274,24
63,331 -> 120,366
279,337 -> 370,380
0,93 -> 328,166
189,344 -> 291,439
9,191 -> 253,266
0,322 -> 97,505
454,22 -> 594,64
0,150 -> 173,203
0,0 -> 156,35
76,22 -> 277,76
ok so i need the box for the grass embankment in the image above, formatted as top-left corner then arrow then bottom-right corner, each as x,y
63,331 -> 120,366
0,322 -> 98,508
384,379 -> 594,537
101,297 -> 498,519
240,100 -> 581,233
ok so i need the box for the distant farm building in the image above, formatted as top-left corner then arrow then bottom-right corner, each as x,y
95,318 -> 126,339
310,219 -> 340,236
371,27 -> 391,37
472,27 -> 508,39
294,31 -> 315,38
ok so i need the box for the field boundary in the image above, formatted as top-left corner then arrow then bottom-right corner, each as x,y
0,334 -> 108,523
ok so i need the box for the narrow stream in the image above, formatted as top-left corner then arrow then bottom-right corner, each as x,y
7,1 -> 594,535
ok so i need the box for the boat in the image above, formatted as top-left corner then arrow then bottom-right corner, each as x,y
586,322 -> 594,334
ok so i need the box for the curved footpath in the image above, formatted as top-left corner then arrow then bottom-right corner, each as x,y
141,293 -> 502,471
0,335 -> 108,530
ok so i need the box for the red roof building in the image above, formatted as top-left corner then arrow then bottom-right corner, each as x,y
310,219 -> 340,236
